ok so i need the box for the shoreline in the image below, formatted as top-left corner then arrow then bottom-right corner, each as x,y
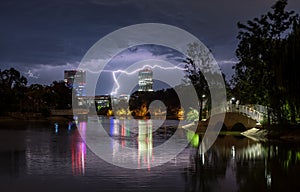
241,127 -> 300,143
183,121 -> 300,144
2,115 -> 300,144
0,115 -> 74,124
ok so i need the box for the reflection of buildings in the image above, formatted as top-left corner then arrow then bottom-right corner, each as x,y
23,121 -> 87,176
71,121 -> 86,176
109,118 -> 154,169
109,118 -> 134,164
138,120 -> 153,170
64,70 -> 86,96
138,68 -> 153,92
109,118 -> 132,147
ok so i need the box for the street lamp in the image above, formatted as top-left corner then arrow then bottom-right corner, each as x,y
229,97 -> 235,112
201,94 -> 206,120
230,97 -> 236,104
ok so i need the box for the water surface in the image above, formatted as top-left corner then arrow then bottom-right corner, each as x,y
0,117 -> 300,192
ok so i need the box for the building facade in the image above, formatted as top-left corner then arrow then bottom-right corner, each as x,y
64,70 -> 86,96
138,68 -> 153,92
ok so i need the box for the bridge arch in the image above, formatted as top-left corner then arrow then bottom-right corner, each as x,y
202,112 -> 258,131
222,112 -> 257,130
231,122 -> 247,132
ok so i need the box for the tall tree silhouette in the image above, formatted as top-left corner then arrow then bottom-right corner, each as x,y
232,0 -> 299,125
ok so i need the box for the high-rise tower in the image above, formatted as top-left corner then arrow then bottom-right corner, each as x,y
64,70 -> 86,96
138,68 -> 153,92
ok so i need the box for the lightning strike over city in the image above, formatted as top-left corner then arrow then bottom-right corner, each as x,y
110,64 -> 186,95
2,0 -> 300,191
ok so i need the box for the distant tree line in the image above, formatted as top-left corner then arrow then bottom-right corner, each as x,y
0,67 -> 72,116
129,88 -> 181,117
231,0 -> 300,125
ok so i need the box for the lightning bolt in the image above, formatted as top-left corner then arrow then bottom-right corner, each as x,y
25,70 -> 40,79
110,64 -> 185,95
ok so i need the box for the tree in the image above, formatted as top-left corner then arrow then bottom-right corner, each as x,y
184,57 -> 208,120
0,68 -> 27,113
0,68 -> 73,116
48,81 -> 72,109
232,0 -> 299,125
25,84 -> 47,113
281,21 -> 300,123
184,42 -> 229,120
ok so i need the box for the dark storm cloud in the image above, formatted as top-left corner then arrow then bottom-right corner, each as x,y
144,45 -> 185,63
0,0 -> 143,66
127,44 -> 185,63
1,0 -> 300,87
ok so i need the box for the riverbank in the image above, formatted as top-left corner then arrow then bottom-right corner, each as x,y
187,119 -> 300,143
0,114 -> 74,127
241,128 -> 269,142
242,126 -> 300,143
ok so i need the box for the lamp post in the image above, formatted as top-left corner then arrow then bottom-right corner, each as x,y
230,97 -> 236,112
200,94 -> 206,120
230,97 -> 235,104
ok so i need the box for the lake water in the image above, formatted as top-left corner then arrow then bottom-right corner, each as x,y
1,117 -> 300,192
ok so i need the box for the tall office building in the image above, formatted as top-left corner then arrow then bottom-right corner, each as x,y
64,70 -> 86,96
138,68 -> 153,92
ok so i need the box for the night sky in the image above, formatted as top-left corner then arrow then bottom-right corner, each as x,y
1,0 -> 300,94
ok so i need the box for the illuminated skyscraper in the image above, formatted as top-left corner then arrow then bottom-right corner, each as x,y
64,70 -> 86,96
138,68 -> 153,92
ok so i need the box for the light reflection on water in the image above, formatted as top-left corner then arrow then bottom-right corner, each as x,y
108,118 -> 154,170
109,119 -> 154,170
0,118 -> 300,191
71,121 -> 86,176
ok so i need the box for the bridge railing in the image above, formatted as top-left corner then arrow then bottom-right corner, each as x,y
226,104 -> 266,123
206,104 -> 266,123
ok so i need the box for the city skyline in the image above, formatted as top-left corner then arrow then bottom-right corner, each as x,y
2,0 -> 300,90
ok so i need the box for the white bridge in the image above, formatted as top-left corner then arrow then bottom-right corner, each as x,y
225,104 -> 267,123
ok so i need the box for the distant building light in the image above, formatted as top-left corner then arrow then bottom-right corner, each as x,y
138,68 -> 153,92
64,70 -> 86,96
